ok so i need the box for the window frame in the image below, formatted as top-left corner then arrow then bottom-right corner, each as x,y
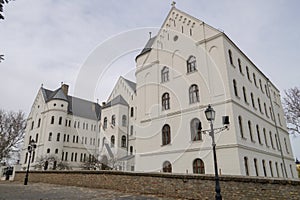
187,55 -> 197,73
161,66 -> 169,83
162,124 -> 171,145
189,84 -> 200,104
162,92 -> 170,110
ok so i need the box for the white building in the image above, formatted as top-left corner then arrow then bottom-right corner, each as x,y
22,5 -> 297,179
21,84 -> 101,170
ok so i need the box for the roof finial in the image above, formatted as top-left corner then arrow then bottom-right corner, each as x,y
97,98 -> 99,104
41,83 -> 43,88
149,32 -> 152,39
61,81 -> 63,86
171,1 -> 176,7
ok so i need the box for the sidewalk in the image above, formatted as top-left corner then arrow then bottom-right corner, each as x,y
0,181 -> 179,200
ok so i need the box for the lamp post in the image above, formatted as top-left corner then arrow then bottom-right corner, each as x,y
24,139 -> 36,185
205,105 -> 222,200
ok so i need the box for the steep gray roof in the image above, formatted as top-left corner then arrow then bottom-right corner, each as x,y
41,87 -> 101,120
123,77 -> 136,91
135,36 -> 156,60
102,95 -> 128,109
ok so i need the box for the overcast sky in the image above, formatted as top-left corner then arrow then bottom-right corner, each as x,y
1,0 -> 299,159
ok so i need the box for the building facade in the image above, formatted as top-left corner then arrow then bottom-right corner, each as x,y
21,84 -> 101,170
22,5 -> 297,179
132,5 -> 297,178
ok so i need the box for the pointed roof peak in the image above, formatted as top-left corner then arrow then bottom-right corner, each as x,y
171,1 -> 176,8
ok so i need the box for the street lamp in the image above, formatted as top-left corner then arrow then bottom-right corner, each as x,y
24,139 -> 37,185
204,104 -> 222,200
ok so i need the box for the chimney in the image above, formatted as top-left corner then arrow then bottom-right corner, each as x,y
61,84 -> 69,96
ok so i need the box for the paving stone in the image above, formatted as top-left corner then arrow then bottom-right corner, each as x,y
0,182 -> 179,200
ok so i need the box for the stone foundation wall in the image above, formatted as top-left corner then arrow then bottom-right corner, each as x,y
14,171 -> 300,199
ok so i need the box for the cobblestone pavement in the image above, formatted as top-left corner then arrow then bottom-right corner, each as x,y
0,181 -> 180,200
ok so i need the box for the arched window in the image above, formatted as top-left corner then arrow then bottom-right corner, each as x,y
56,133 -> 60,142
264,103 -> 268,117
244,157 -> 249,176
162,124 -> 171,145
254,158 -> 259,176
257,98 -> 262,113
35,134 -> 39,143
59,116 -> 62,125
48,132 -> 52,141
111,115 -> 116,126
122,115 -> 127,127
290,164 -> 294,178
269,131 -> 274,149
130,146 -> 133,155
242,87 -> 247,103
262,160 -> 267,177
162,93 -> 170,110
259,79 -> 263,93
238,58 -> 242,74
121,135 -> 126,148
37,118 -> 41,128
161,66 -> 169,82
103,117 -> 107,129
190,118 -> 202,141
111,135 -> 115,147
31,121 -> 34,130
189,84 -> 199,104
51,116 -> 54,124
238,116 -> 244,138
193,158 -> 205,174
248,120 -> 253,141
284,138 -> 289,154
256,125 -> 262,144
187,55 -> 196,73
55,149 -> 58,154
246,66 -> 250,80
269,161 -> 274,177
130,107 -> 134,117
251,93 -> 255,108
263,128 -> 268,146
44,161 -> 48,170
47,148 -> 50,153
162,161 -> 172,173
275,162 -> 279,177
253,73 -> 257,87
233,79 -> 238,97
228,49 -> 233,65
130,125 -> 134,135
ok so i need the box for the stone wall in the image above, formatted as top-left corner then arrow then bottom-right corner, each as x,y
14,171 -> 300,199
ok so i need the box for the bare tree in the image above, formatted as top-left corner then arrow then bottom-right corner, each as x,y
0,0 -> 11,20
283,87 -> 300,135
34,155 -> 71,170
1,0 -> 14,62
0,110 -> 26,164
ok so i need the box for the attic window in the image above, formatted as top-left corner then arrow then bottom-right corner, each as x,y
173,35 -> 178,41
61,104 -> 64,107
54,103 -> 56,107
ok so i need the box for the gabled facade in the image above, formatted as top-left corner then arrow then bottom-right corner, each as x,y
21,84 -> 101,170
99,77 -> 136,171
133,5 -> 297,178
